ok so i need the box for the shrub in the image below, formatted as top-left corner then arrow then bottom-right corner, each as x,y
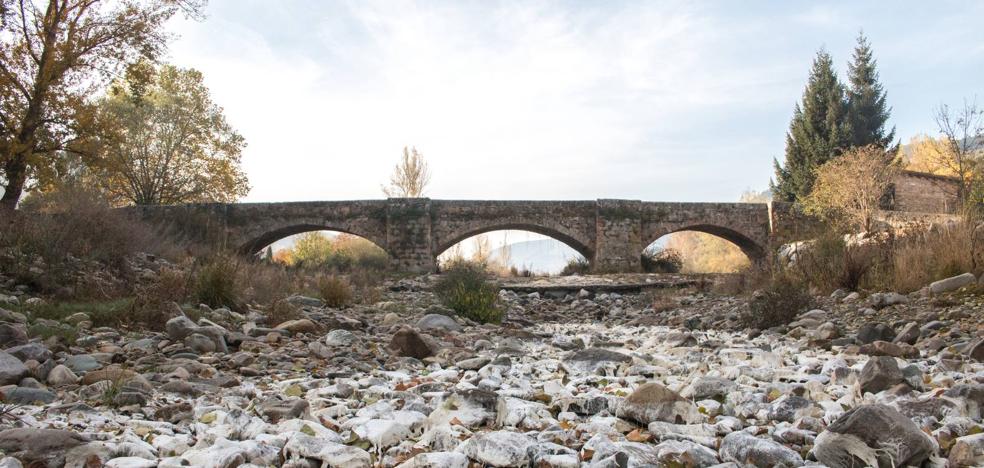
129,267 -> 189,329
266,298 -> 303,324
741,274 -> 814,330
434,261 -> 502,323
560,258 -> 591,276
887,224 -> 973,292
789,232 -> 881,293
193,256 -> 242,310
0,185 -> 177,298
318,275 -> 353,308
641,247 -> 683,273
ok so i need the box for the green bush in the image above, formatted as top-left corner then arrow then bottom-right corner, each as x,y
193,256 -> 242,310
741,274 -> 814,330
318,274 -> 353,308
434,261 -> 502,323
641,247 -> 683,273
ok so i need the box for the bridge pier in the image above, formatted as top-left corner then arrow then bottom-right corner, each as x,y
593,199 -> 643,272
386,198 -> 437,273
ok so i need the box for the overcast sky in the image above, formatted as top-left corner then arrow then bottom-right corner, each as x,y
167,1 -> 984,203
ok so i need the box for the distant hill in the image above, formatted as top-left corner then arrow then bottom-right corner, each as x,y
491,239 -> 583,274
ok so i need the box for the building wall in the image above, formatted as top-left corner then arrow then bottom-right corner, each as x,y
890,171 -> 960,214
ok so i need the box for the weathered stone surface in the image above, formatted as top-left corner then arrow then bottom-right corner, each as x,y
389,328 -> 436,359
814,404 -> 935,468
562,347 -> 632,374
416,314 -> 462,332
856,322 -> 895,344
719,431 -> 804,467
616,382 -> 702,425
859,356 -> 905,394
457,431 -> 536,467
0,428 -> 87,467
0,351 -> 27,385
929,272 -> 976,294
950,433 -> 984,467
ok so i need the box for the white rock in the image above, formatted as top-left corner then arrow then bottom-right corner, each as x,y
283,433 -> 371,468
395,452 -> 469,468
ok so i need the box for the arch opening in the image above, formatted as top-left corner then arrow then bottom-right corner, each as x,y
436,229 -> 588,276
643,226 -> 763,273
249,227 -> 390,272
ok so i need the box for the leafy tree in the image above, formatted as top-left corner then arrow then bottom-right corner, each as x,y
846,32 -> 895,149
94,63 -> 249,205
802,145 -> 899,232
0,0 -> 203,210
382,146 -> 431,198
772,49 -> 852,202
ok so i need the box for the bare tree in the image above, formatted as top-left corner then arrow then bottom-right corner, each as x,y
930,99 -> 984,208
382,146 -> 431,198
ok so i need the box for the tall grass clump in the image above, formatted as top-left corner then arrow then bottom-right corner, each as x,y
193,256 -> 242,310
886,223 -> 973,292
317,274 -> 353,308
788,233 -> 882,293
740,273 -> 814,330
434,260 -> 502,324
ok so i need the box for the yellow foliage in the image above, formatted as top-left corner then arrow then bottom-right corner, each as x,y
902,134 -> 957,176
664,231 -> 750,273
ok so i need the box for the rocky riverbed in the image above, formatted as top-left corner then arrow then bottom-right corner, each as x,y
0,274 -> 982,467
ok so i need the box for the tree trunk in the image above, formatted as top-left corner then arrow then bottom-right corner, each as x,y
0,156 -> 27,211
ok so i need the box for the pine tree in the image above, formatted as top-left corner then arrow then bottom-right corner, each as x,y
772,49 -> 852,202
846,32 -> 895,149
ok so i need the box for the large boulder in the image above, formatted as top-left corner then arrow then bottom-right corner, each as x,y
719,431 -> 804,467
616,382 -> 702,425
0,428 -> 88,467
0,323 -> 27,348
562,347 -> 632,374
950,433 -> 984,467
389,328 -> 437,359
813,404 -> 935,468
4,342 -> 51,362
416,314 -> 462,332
929,272 -> 976,295
859,356 -> 904,394
457,431 -> 536,467
856,322 -> 895,344
0,350 -> 27,385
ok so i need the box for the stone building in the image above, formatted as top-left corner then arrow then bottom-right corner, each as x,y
885,170 -> 961,214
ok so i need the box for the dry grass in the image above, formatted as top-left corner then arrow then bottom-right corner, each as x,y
317,274 -> 353,308
885,223 -> 973,292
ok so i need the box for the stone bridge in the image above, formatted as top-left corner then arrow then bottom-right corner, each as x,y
128,198 -> 811,272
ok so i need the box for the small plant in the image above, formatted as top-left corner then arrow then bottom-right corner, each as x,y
266,298 -> 302,324
740,274 -> 814,330
641,247 -> 683,273
193,256 -> 242,310
318,275 -> 353,308
560,258 -> 591,276
434,261 -> 502,324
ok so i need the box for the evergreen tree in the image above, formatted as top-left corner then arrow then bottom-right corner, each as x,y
772,49 -> 852,202
846,32 -> 895,149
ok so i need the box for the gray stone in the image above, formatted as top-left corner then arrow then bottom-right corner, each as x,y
325,329 -> 358,347
719,431 -> 804,467
0,350 -> 27,385
4,342 -> 51,362
416,314 -> 462,332
184,333 -> 216,354
46,364 -> 78,386
389,328 -> 437,359
562,347 -> 632,374
64,354 -> 101,373
860,356 -> 905,394
1,387 -> 56,404
893,322 -> 920,345
457,431 -> 535,467
930,272 -> 976,294
616,382 -> 702,425
949,433 -> 984,467
856,322 -> 895,344
0,323 -> 27,348
0,428 -> 87,467
165,315 -> 197,341
690,376 -> 736,400
814,404 -> 935,468
283,433 -> 369,468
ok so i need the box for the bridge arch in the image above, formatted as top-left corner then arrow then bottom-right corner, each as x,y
644,224 -> 766,264
434,223 -> 594,262
238,223 -> 389,257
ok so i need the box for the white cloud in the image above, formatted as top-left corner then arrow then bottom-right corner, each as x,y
165,0 -> 983,203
